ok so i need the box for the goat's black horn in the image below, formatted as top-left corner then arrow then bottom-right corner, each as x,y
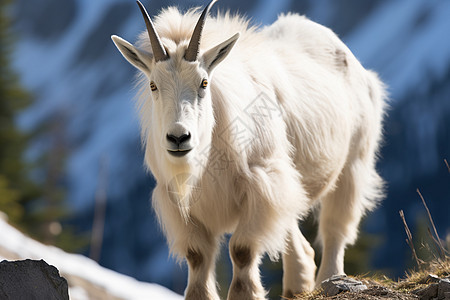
184,0 -> 217,62
136,1 -> 169,62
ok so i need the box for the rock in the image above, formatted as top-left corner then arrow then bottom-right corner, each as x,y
413,283 -> 439,300
413,277 -> 450,300
0,259 -> 69,300
438,278 -> 450,300
419,274 -> 441,284
320,274 -> 368,296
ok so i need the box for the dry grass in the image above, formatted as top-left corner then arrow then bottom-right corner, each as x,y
396,259 -> 450,291
293,259 -> 449,299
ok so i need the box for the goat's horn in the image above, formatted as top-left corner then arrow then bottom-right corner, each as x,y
136,1 -> 168,62
184,0 -> 217,62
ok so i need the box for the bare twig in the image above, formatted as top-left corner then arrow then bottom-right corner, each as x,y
90,155 -> 109,262
399,210 -> 423,268
445,159 -> 450,173
430,228 -> 450,256
417,189 -> 446,260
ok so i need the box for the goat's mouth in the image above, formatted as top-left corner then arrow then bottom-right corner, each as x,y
167,149 -> 192,157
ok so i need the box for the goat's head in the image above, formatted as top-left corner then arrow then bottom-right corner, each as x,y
112,1 -> 239,167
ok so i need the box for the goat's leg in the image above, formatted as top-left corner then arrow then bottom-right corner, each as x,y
315,160 -> 378,285
315,170 -> 354,285
184,229 -> 220,300
282,222 -> 316,297
227,209 -> 299,300
227,236 -> 266,300
152,185 -> 220,300
226,160 -> 308,299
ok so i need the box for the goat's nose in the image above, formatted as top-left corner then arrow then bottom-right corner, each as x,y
166,132 -> 191,147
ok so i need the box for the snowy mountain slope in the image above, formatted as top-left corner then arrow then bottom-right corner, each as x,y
347,0 -> 450,101
0,216 -> 182,300
9,0 -> 450,294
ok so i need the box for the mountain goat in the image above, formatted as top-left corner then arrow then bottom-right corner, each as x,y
112,1 -> 386,299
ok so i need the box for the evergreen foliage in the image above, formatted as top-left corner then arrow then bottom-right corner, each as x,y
0,0 -> 86,252
0,0 -> 38,227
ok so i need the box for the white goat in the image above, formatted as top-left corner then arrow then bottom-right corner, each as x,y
112,1 -> 386,299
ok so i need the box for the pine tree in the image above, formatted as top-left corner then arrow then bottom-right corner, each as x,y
0,0 -> 86,252
0,0 -> 38,226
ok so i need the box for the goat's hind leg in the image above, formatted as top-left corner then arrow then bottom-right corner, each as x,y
315,159 -> 382,285
282,222 -> 316,298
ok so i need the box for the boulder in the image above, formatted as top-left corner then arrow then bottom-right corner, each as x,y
0,259 -> 69,300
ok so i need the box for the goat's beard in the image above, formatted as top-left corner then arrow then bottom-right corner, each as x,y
165,159 -> 203,223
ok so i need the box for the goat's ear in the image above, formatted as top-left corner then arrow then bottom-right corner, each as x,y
111,35 -> 153,73
201,33 -> 240,74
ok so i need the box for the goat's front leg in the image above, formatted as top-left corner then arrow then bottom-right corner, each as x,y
184,228 -> 220,300
227,238 -> 266,300
153,184 -> 220,299
226,162 -> 308,299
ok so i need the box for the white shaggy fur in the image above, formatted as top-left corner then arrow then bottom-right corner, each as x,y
112,4 -> 386,300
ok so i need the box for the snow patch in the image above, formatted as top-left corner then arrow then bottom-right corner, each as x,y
0,218 -> 182,300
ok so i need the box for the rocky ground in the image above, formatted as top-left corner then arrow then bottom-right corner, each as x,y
1,213 -> 448,300
294,262 -> 450,300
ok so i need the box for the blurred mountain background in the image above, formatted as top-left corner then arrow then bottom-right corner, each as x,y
2,0 -> 450,298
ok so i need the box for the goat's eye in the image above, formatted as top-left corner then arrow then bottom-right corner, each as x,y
200,79 -> 208,89
150,81 -> 158,91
